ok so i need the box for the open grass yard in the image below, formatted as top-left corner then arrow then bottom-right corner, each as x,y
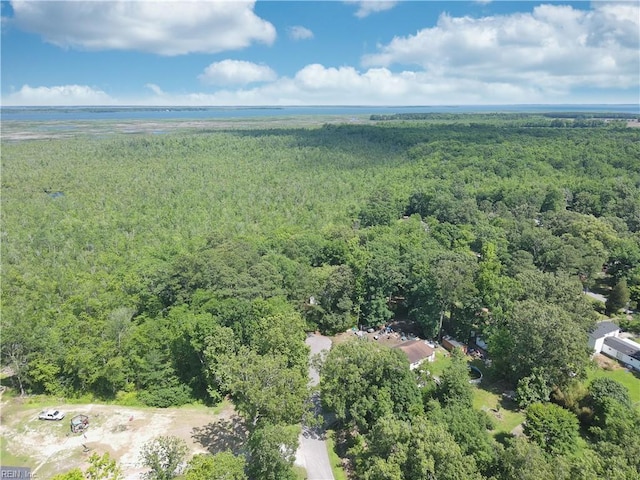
472,385 -> 525,435
468,361 -> 525,436
425,349 -> 453,378
426,352 -> 525,436
585,362 -> 640,408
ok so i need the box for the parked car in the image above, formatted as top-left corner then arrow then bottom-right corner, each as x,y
38,409 -> 65,421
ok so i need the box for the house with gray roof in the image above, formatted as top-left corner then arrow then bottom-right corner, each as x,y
588,321 -> 620,353
589,320 -> 640,371
601,337 -> 640,371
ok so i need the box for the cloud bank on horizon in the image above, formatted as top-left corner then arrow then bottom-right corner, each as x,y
1,0 -> 638,106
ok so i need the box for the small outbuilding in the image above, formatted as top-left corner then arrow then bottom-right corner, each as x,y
395,340 -> 436,370
70,414 -> 89,433
442,335 -> 467,354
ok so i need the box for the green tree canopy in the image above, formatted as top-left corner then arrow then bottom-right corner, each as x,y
356,415 -> 483,480
220,348 -> 308,429
489,300 -> 591,387
184,452 -> 247,480
139,436 -> 188,480
246,423 -> 299,480
606,279 -> 630,315
320,340 -> 421,431
524,403 -> 580,455
436,348 -> 474,408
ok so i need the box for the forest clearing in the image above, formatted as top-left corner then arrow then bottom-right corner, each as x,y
0,398 -> 238,479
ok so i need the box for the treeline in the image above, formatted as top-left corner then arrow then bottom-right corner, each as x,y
542,112 -> 640,119
370,112 -> 638,129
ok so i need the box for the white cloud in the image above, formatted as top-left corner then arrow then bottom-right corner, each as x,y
9,0 -> 276,55
288,25 -> 314,41
362,3 -> 639,91
3,85 -> 114,106
198,60 -> 277,86
186,65 -> 601,105
4,61 -> 636,107
345,1 -> 398,18
145,83 -> 165,96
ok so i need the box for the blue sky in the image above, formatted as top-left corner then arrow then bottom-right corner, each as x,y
1,1 -> 638,106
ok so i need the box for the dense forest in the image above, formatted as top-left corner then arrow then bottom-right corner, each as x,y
2,114 -> 640,479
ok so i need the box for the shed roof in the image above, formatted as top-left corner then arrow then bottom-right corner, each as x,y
589,321 -> 620,339
395,340 -> 434,365
603,337 -> 640,361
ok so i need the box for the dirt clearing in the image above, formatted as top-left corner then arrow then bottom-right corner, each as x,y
0,398 -> 242,479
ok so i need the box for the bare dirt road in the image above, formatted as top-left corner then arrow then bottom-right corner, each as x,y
295,333 -> 335,480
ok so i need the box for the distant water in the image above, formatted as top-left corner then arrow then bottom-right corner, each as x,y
1,105 -> 638,122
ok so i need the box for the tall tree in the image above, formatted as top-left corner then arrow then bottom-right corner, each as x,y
139,436 -> 189,480
489,300 -> 591,387
356,415 -> 483,480
429,251 -> 478,340
606,279 -> 630,315
426,403 -> 497,475
498,437 -> 555,480
247,423 -> 299,480
320,340 -> 421,431
221,348 -> 308,429
524,403 -> 579,455
436,348 -> 474,408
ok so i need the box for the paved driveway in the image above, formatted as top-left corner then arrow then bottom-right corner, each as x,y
585,291 -> 607,303
295,334 -> 335,480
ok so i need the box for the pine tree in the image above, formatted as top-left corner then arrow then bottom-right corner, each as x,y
606,279 -> 630,316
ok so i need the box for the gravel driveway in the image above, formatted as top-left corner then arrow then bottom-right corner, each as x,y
295,333 -> 335,480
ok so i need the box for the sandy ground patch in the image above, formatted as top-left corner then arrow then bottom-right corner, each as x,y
0,399 -> 240,479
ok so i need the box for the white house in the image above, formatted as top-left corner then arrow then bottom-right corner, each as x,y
600,337 -> 640,371
588,321 -> 620,353
589,320 -> 640,371
395,340 -> 436,370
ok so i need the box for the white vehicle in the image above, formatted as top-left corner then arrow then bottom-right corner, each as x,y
38,409 -> 65,421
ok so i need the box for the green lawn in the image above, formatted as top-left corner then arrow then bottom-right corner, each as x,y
585,367 -> 640,408
427,351 -> 525,436
424,350 -> 452,378
472,386 -> 525,435
326,430 -> 348,480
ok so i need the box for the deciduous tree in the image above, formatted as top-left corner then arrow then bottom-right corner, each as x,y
139,436 -> 188,480
184,452 -> 247,480
320,340 -> 421,431
246,423 -> 299,480
524,403 -> 579,455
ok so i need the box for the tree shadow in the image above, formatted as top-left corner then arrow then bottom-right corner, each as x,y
191,416 -> 248,455
494,431 -> 516,446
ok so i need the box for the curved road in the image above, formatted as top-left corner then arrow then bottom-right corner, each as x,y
295,334 -> 335,480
